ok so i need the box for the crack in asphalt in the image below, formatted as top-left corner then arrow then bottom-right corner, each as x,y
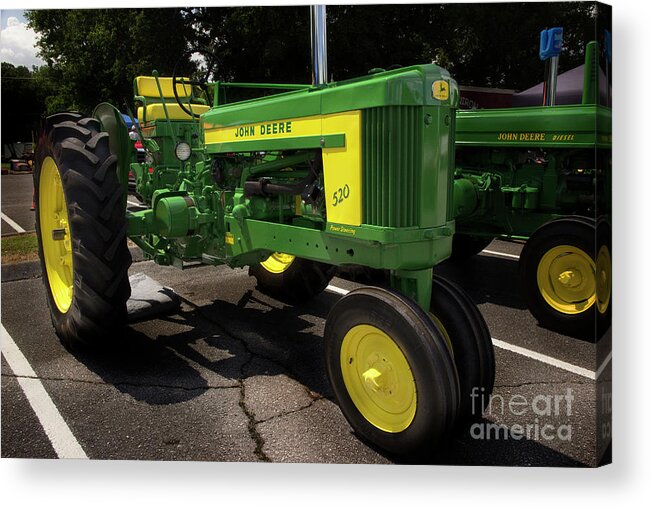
237,353 -> 271,462
162,292 -> 286,463
174,292 -> 318,393
254,395 -> 323,426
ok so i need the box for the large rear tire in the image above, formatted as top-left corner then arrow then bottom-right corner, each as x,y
324,287 -> 459,457
34,112 -> 132,348
520,217 -> 609,337
249,253 -> 335,304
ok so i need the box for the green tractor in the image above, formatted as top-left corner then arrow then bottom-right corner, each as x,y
33,7 -> 494,457
450,32 -> 612,337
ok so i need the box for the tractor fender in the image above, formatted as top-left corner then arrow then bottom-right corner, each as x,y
93,102 -> 134,200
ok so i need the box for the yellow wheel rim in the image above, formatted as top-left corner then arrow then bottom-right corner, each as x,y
260,252 -> 295,274
596,245 -> 612,314
537,245 -> 595,315
39,157 -> 73,313
340,324 -> 417,433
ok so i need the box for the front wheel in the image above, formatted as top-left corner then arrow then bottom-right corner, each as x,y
324,287 -> 459,457
429,275 -> 495,421
34,112 -> 132,347
249,253 -> 335,303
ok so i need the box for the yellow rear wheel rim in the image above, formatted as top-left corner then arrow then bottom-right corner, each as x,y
596,245 -> 612,314
340,324 -> 417,433
260,252 -> 295,274
537,245 -> 595,315
39,157 -> 73,313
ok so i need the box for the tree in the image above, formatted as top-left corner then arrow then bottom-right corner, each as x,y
325,2 -> 600,89
24,3 -> 606,117
188,6 -> 312,84
425,2 -> 602,89
26,9 -> 194,114
1,63 -> 46,146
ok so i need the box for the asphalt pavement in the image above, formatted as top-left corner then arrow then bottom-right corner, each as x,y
1,173 -> 611,466
1,173 -> 34,235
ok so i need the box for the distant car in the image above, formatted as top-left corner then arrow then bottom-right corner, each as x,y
9,159 -> 32,173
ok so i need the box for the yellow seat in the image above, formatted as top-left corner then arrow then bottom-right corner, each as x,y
137,103 -> 210,124
134,76 -> 209,123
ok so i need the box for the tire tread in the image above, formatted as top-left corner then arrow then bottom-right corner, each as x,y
34,113 -> 131,347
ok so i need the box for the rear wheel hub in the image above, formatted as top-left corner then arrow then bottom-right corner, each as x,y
39,156 -> 73,313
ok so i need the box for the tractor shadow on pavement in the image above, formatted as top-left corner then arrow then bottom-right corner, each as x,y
336,255 -> 527,311
70,287 -> 339,407
181,287 -> 340,397
426,420 -> 588,467
69,326 -> 212,405
68,286 -> 589,466
436,255 -> 528,311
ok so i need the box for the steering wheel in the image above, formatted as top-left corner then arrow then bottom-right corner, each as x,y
172,49 -> 220,118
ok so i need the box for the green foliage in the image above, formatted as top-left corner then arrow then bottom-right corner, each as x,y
429,2 -> 604,88
21,3 -> 606,122
184,3 -> 603,90
1,62 -> 47,143
325,3 -> 601,88
26,8 -> 193,114
188,7 -> 311,84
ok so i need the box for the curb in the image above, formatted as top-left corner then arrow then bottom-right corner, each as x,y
1,247 -> 146,283
1,260 -> 41,283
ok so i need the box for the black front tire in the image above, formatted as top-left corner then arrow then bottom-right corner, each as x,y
34,112 -> 132,348
324,287 -> 460,457
430,275 -> 495,421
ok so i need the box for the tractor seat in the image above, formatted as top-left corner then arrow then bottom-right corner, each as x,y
134,76 -> 210,123
136,103 -> 210,123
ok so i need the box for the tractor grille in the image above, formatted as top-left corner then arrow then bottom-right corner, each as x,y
362,106 -> 422,228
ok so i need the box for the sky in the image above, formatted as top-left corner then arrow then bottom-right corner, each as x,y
0,8 -> 45,68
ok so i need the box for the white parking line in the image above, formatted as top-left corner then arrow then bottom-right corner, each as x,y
325,284 -> 350,296
491,338 -> 598,380
481,249 -> 520,260
325,284 -> 602,380
1,323 -> 88,459
1,212 -> 26,233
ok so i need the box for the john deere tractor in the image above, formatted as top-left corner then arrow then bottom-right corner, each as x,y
33,7 -> 494,457
450,32 -> 612,337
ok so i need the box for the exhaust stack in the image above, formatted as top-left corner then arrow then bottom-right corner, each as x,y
310,5 -> 328,86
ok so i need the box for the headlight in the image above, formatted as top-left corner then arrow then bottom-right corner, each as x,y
175,142 -> 192,161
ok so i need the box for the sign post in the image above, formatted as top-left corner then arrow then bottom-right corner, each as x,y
539,27 -> 563,106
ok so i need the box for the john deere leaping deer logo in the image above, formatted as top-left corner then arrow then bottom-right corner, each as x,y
432,80 -> 449,101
